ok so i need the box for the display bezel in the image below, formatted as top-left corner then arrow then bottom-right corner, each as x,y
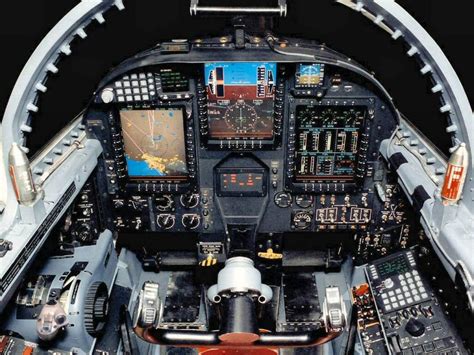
294,63 -> 325,89
285,98 -> 373,194
116,104 -> 194,186
215,168 -> 268,197
293,105 -> 367,182
198,62 -> 285,150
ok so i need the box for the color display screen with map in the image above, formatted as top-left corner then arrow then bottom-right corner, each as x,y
204,62 -> 276,140
120,108 -> 188,180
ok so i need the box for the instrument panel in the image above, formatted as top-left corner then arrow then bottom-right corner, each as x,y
85,55 -> 404,260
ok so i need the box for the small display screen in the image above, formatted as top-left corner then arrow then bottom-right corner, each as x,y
160,68 -> 189,93
204,62 -> 276,140
294,105 -> 366,182
295,64 -> 325,88
376,254 -> 411,279
120,108 -> 188,179
217,170 -> 266,197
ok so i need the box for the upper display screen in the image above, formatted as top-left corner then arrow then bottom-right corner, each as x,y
120,108 -> 188,180
295,64 -> 325,88
294,105 -> 366,182
204,62 -> 276,140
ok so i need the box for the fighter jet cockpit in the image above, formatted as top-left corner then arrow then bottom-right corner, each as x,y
0,1 -> 473,354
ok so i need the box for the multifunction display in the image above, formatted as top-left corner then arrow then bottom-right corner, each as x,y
294,105 -> 366,181
295,64 -> 325,88
216,169 -> 267,197
120,108 -> 188,179
204,62 -> 276,141
159,68 -> 189,93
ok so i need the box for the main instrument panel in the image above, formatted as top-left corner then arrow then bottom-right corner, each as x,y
82,44 -> 409,263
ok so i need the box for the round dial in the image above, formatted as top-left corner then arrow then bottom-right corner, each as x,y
155,195 -> 174,212
321,109 -> 336,125
342,110 -> 360,126
223,102 -> 259,133
295,195 -> 314,208
274,192 -> 292,208
299,109 -> 319,126
157,214 -> 176,230
182,214 -> 201,230
180,193 -> 200,209
293,211 -> 312,230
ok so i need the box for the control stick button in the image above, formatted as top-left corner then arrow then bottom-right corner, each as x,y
405,318 -> 426,337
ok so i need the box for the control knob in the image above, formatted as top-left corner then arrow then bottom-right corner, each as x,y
405,318 -> 426,337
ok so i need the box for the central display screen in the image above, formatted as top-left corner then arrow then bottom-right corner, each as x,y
294,105 -> 366,182
120,108 -> 188,180
216,168 -> 267,197
375,254 -> 411,279
204,62 -> 276,141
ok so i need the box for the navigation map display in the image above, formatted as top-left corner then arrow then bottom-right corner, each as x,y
204,62 -> 276,140
294,105 -> 366,182
120,108 -> 188,179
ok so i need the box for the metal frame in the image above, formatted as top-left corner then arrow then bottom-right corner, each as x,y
189,0 -> 287,16
0,0 -> 472,311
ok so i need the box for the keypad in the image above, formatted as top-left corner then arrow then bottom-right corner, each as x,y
114,72 -> 156,102
379,269 -> 429,312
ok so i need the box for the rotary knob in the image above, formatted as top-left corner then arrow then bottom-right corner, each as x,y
100,88 -> 115,104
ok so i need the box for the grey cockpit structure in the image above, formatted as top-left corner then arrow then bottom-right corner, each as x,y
0,1 -> 473,354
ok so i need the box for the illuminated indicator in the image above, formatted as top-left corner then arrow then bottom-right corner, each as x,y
325,132 -> 333,152
300,132 -> 308,151
351,132 -> 359,153
219,171 -> 265,196
313,132 -> 320,151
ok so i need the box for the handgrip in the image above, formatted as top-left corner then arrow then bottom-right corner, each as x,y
189,0 -> 287,16
136,327 -> 341,348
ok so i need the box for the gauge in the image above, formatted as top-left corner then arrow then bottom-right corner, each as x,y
155,195 -> 174,212
180,193 -> 200,209
224,102 -> 259,133
299,109 -> 319,127
127,197 -> 147,211
182,214 -> 201,230
157,214 -> 176,230
341,109 -> 362,126
321,109 -> 336,125
274,192 -> 292,208
295,195 -> 314,208
292,211 -> 312,230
